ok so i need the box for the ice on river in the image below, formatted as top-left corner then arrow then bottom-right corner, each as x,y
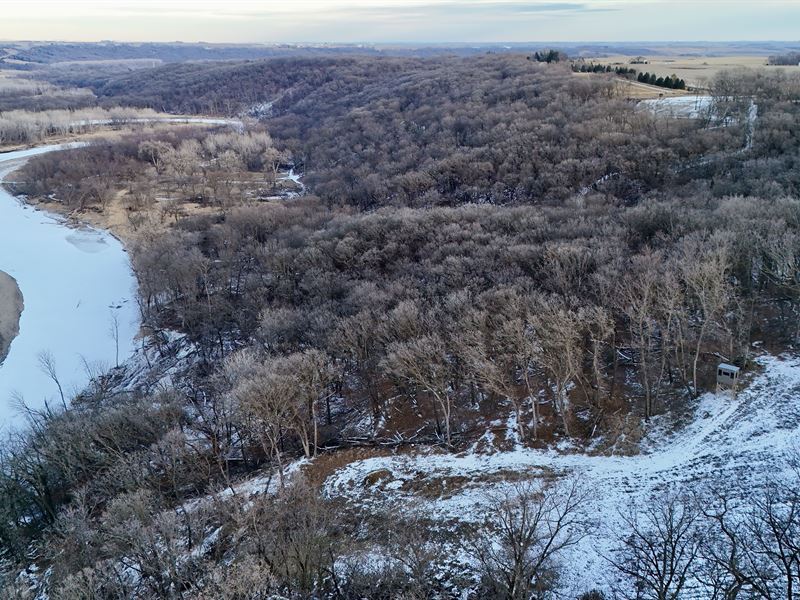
0,144 -> 140,432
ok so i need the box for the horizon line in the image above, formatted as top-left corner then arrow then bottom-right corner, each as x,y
2,39 -> 800,46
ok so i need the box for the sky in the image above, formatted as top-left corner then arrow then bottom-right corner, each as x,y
1,0 -> 799,44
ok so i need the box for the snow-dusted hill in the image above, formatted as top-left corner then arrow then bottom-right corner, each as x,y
323,353 -> 800,595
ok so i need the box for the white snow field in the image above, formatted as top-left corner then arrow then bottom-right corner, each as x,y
641,94 -> 713,119
0,144 -> 140,431
324,353 -> 800,596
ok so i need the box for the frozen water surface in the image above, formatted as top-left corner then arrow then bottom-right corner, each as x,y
0,144 -> 140,432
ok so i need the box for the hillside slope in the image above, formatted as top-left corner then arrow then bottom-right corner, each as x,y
323,352 -> 800,596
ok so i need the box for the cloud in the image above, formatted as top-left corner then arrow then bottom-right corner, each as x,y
88,0 -> 616,20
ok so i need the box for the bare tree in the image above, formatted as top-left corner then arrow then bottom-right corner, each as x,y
462,307 -> 530,442
226,350 -> 294,486
610,494 -> 701,600
384,333 -> 458,445
283,349 -> 334,458
618,251 -> 664,421
37,350 -> 66,410
583,304 -> 615,416
680,235 -> 731,397
332,309 -> 386,435
470,480 -> 588,600
137,139 -> 173,174
529,297 -> 584,437
109,310 -> 121,368
237,478 -> 341,595
697,490 -> 766,600
374,509 -> 449,598
697,478 -> 800,600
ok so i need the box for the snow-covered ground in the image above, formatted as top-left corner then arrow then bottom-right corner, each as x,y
0,144 -> 140,431
278,167 -> 305,197
640,95 -> 713,119
324,353 -> 800,596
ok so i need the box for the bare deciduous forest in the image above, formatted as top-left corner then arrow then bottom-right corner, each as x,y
1,52 -> 800,599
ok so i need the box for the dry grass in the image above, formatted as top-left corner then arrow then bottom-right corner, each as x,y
59,191 -> 221,247
402,464 -> 556,499
613,78 -> 690,100
302,446 -> 398,488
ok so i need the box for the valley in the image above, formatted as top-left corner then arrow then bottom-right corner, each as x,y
0,33 -> 799,600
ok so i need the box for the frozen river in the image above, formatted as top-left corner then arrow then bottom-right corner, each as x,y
0,144 -> 139,432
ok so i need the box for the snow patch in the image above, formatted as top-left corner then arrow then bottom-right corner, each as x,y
324,353 -> 800,596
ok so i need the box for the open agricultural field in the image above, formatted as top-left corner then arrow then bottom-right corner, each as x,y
611,77 -> 690,99
600,53 -> 800,88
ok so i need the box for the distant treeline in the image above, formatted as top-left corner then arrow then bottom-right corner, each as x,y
529,49 -> 568,63
0,106 -> 159,146
572,62 -> 637,76
1,41 -> 387,66
571,62 -> 687,90
768,52 -> 800,66
3,57 -> 800,599
636,71 -> 687,90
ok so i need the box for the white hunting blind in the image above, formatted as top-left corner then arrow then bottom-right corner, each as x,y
717,363 -> 740,393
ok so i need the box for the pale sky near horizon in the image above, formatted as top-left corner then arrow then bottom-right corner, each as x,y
0,0 -> 798,44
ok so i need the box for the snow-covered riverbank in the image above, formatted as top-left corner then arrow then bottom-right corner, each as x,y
0,144 -> 140,431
